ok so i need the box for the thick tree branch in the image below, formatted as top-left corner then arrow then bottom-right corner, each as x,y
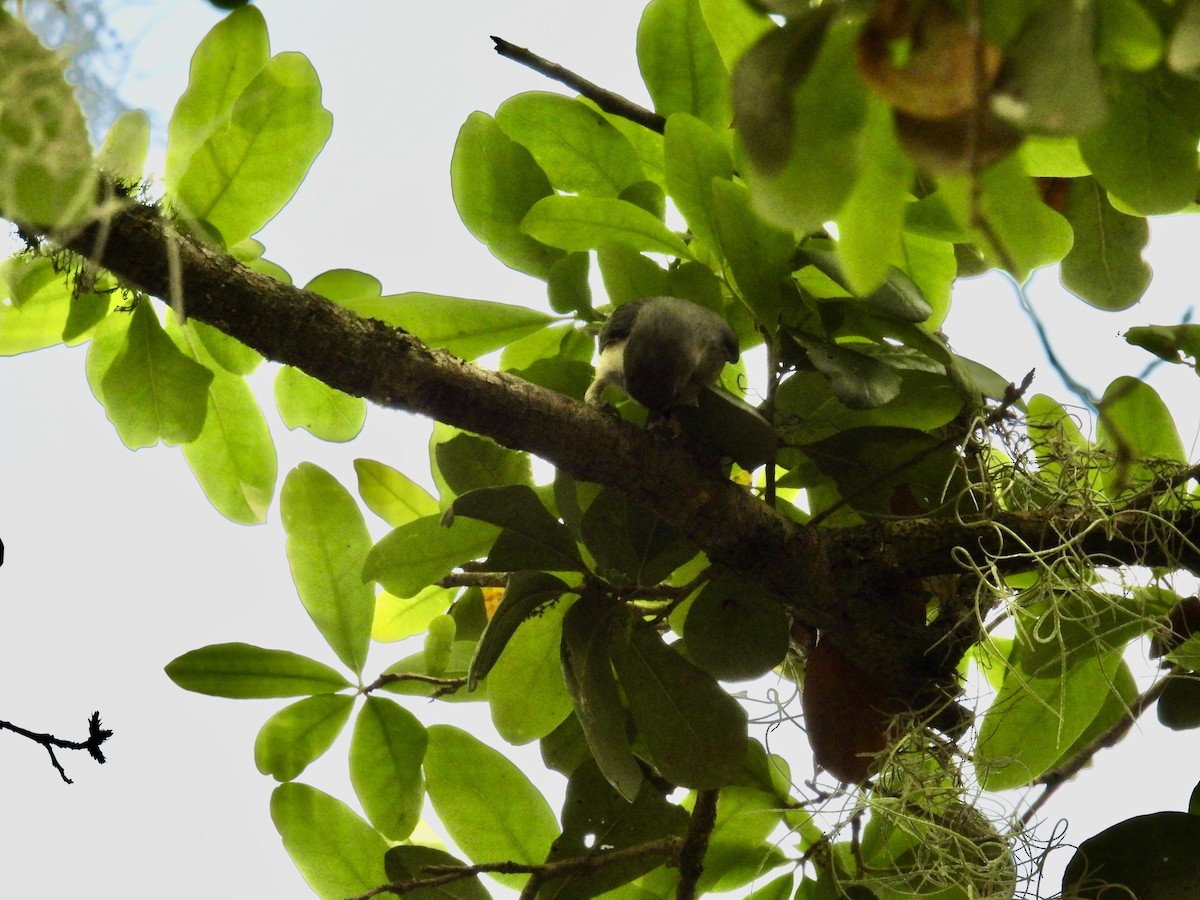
31,200 -> 1200,691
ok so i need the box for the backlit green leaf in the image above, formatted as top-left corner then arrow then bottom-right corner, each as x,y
488,594 -> 573,743
281,463 -> 375,675
424,725 -> 558,889
1,256 -> 72,355
1097,376 -> 1187,498
173,51 -> 333,245
664,113 -> 734,256
1079,69 -> 1200,215
339,292 -> 555,361
271,782 -> 389,898
470,570 -> 570,689
354,458 -> 438,528
1060,177 -> 1151,311
350,697 -> 427,840
165,6 -> 269,187
97,109 -> 150,182
165,642 -> 351,698
254,694 -> 354,781
274,365 -> 366,442
372,585 -> 456,643
496,91 -> 646,197
97,301 -> 213,449
638,0 -> 730,129
364,514 -> 499,599
523,195 -> 692,259
451,111 -> 564,279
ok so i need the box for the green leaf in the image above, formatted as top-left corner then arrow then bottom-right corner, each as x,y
1097,376 -> 1187,498
1169,0 -> 1200,73
271,782 -> 389,899
165,642 -> 351,698
281,463 -> 375,675
172,50 -> 333,245
522,195 -> 693,259
372,584 -> 456,643
664,113 -> 734,256
1079,69 -> 1200,215
97,109 -> 150,182
495,91 -> 646,197
179,360 -> 277,524
165,6 -> 269,187
709,178 -> 794,326
699,786 -> 789,893
684,573 -> 789,682
435,433 -> 534,496
975,648 -> 1123,791
1060,177 -> 1151,311
598,246 -> 669,304
796,339 -> 903,410
1125,323 -> 1200,370
451,111 -> 565,279
1,256 -> 73,355
423,725 -> 558,890
638,0 -> 730,129
699,0 -> 773,71
364,514 -> 499,599
349,697 -> 428,840
1063,812 -> 1200,899
487,593 -> 573,743
254,694 -> 355,781
737,15 -> 866,231
424,614 -> 456,676
562,598 -> 644,801
354,458 -> 438,528
547,252 -> 593,315
449,485 -> 583,573
1096,0 -> 1162,71
611,618 -> 748,788
274,365 -> 366,442
939,155 -> 1074,281
304,267 -> 382,302
385,846 -> 491,900
999,0 -> 1107,134
189,318 -> 262,374
339,292 -> 555,361
469,570 -> 570,689
545,758 -> 691,899
0,12 -> 96,228
580,488 -> 697,587
836,101 -> 914,295
95,301 -> 213,449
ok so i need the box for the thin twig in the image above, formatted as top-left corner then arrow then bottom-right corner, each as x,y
492,36 -> 667,133
1006,274 -> 1098,410
362,672 -> 468,697
0,711 -> 112,784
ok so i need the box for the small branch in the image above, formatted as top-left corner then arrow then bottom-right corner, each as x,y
435,571 -> 510,589
362,672 -> 468,698
677,789 -> 720,900
349,837 -> 685,900
1018,674 -> 1174,827
1008,275 -> 1098,410
0,711 -> 112,783
492,36 -> 667,133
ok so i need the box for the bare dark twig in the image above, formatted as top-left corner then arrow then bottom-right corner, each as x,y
677,789 -> 720,900
492,36 -> 667,133
0,711 -> 112,783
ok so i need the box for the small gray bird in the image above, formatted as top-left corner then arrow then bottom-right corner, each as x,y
585,296 -> 739,413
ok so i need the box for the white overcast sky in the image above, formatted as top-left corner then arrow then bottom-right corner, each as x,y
1,1 -> 1199,897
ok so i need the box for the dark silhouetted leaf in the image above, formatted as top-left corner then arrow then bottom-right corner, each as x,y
1063,812 -> 1200,899
580,488 -> 698,586
611,617 -> 747,788
685,572 -> 789,681
470,570 -> 570,688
